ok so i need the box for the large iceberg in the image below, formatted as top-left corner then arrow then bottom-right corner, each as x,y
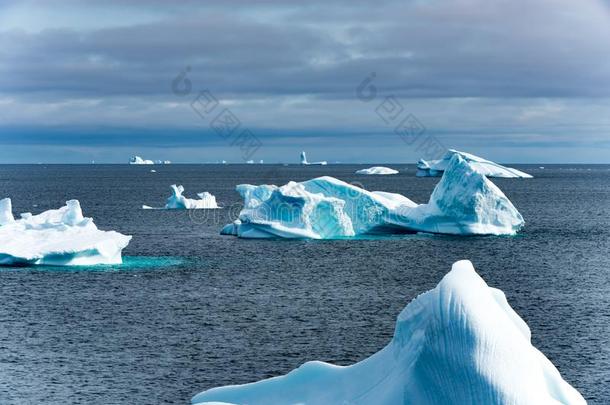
0,199 -> 131,266
355,166 -> 399,175
221,154 -> 523,238
417,150 -> 533,178
192,260 -> 585,405
143,185 -> 220,209
129,155 -> 154,165
300,151 -> 327,166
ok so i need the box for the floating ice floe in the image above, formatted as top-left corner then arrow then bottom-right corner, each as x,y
143,185 -> 220,210
355,166 -> 399,175
300,151 -> 327,166
221,154 -> 523,238
192,260 -> 585,405
417,150 -> 532,178
129,155 -> 154,165
0,198 -> 131,266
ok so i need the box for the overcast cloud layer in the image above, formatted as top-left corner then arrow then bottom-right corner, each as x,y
1,0 -> 609,163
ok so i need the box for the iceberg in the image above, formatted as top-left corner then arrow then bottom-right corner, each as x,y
417,150 -> 532,178
300,151 -> 327,166
221,154 -> 523,238
143,185 -> 220,209
355,166 -> 399,175
192,260 -> 585,405
129,155 -> 154,165
0,199 -> 131,266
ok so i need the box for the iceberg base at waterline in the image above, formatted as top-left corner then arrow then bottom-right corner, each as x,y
192,260 -> 585,405
142,185 -> 220,209
222,154 -> 524,238
0,198 -> 131,266
355,166 -> 399,175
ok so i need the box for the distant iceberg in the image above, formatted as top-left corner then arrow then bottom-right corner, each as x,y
129,155 -> 154,165
192,260 -> 585,405
0,199 -> 131,266
221,154 -> 523,238
300,151 -> 327,166
355,166 -> 399,175
417,150 -> 532,178
143,185 -> 220,209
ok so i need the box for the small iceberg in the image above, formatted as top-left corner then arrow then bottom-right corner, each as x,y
0,198 -> 131,266
192,260 -> 585,405
129,155 -> 154,165
300,151 -> 327,166
417,150 -> 532,178
355,166 -> 399,175
221,154 -> 523,238
143,185 -> 220,209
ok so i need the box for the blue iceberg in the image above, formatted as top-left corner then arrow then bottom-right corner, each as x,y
221,154 -> 524,238
192,260 -> 585,405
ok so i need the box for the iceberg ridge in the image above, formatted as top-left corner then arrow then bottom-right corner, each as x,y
192,260 -> 585,405
355,166 -> 399,175
143,185 -> 220,209
417,149 -> 532,178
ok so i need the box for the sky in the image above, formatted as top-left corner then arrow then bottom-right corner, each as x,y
1,0 -> 609,163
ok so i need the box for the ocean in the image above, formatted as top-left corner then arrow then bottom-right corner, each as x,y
0,164 -> 608,404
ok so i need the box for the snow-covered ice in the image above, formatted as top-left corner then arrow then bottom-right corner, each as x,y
129,155 -> 154,165
221,154 -> 523,238
0,199 -> 131,266
143,185 -> 220,209
417,150 -> 532,178
300,151 -> 327,166
355,166 -> 399,175
192,260 -> 585,405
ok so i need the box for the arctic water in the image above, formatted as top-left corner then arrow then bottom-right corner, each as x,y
0,164 -> 608,404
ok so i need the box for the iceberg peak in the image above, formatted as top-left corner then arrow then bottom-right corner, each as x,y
192,260 -> 585,405
417,149 -> 532,178
355,166 -> 399,175
0,198 -> 15,225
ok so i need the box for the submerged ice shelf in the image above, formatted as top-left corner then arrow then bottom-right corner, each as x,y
221,154 -> 524,238
143,185 -> 220,209
0,198 -> 131,266
417,149 -> 532,178
192,260 -> 585,405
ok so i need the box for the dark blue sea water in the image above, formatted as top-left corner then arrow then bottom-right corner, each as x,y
0,164 -> 608,404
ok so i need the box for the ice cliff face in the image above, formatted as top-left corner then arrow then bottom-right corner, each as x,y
0,199 -> 131,266
417,149 -> 532,178
192,260 -> 585,405
222,155 -> 523,238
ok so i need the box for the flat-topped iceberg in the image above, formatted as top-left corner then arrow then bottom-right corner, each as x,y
300,151 -> 327,166
0,198 -> 131,266
355,166 -> 399,175
192,260 -> 585,405
143,185 -> 220,209
417,150 -> 532,178
129,155 -> 154,165
221,154 -> 523,238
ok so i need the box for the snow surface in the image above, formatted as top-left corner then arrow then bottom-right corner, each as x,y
355,166 -> 399,175
143,185 -> 220,209
417,150 -> 532,178
0,199 -> 131,266
192,260 -> 585,405
129,155 -> 154,165
221,154 -> 523,238
300,151 -> 327,166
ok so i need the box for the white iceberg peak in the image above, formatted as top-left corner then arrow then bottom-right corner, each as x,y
192,260 -> 585,405
0,198 -> 15,225
0,198 -> 131,266
355,166 -> 399,175
222,155 -> 523,238
300,151 -> 327,166
129,155 -> 154,165
417,149 -> 532,178
143,185 -> 220,209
